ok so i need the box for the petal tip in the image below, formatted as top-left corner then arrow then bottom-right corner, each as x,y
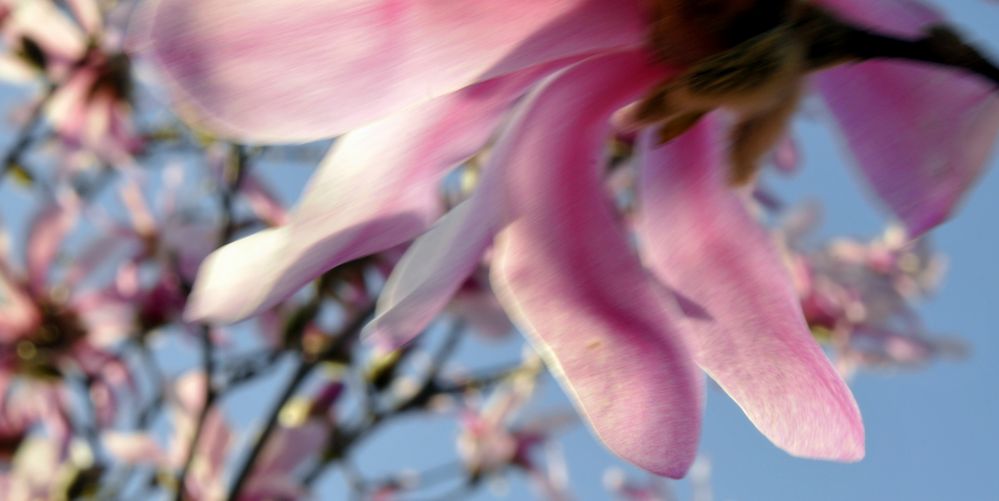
641,454 -> 697,480
779,411 -> 866,463
180,303 -> 205,324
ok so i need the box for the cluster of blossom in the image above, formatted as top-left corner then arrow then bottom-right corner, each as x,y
0,0 -> 995,500
778,206 -> 966,379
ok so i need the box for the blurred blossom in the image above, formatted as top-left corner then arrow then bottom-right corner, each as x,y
0,375 -> 70,461
445,268 -> 513,341
604,470 -> 676,501
0,196 -> 133,400
0,436 -> 95,501
456,370 -> 535,475
780,208 -> 964,378
0,0 -> 141,166
83,160 -> 283,339
772,136 -> 801,174
604,457 -> 713,501
147,0 -> 999,477
94,166 -> 216,332
203,142 -> 290,228
104,370 -> 330,500
456,354 -> 573,499
0,0 -> 985,499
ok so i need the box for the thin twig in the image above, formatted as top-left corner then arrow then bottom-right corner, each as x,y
173,144 -> 247,500
172,326 -> 217,501
220,349 -> 285,388
848,27 -> 999,86
0,84 -> 56,182
224,305 -> 375,501
219,144 -> 249,243
800,5 -> 999,87
223,356 -> 311,501
301,326 -> 542,490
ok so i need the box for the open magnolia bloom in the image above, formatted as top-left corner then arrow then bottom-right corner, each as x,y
1,0 -> 141,165
147,0 -> 999,477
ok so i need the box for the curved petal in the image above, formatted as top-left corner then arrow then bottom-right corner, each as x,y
491,51 -> 703,478
101,432 -> 166,466
67,0 -> 103,35
7,0 -> 88,63
363,61 -> 578,348
185,66 -> 554,323
256,422 -> 328,474
635,118 -> 864,461
26,199 -> 77,292
0,274 -> 38,340
148,0 -> 646,142
0,225 -> 39,338
814,0 -> 999,235
816,0 -> 938,38
363,197 -> 498,350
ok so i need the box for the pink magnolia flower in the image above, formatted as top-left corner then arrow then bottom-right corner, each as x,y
94,166 -> 224,332
148,0 -> 999,477
103,370 -> 330,500
456,363 -> 572,484
604,471 -> 677,501
86,158 -> 283,335
780,210 -> 964,378
0,0 -> 141,165
604,459 -> 712,501
0,196 -> 134,379
0,374 -> 72,463
0,435 -> 91,501
446,269 -> 514,341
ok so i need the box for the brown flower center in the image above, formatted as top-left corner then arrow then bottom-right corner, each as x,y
636,0 -> 821,184
10,299 -> 87,378
645,0 -> 795,66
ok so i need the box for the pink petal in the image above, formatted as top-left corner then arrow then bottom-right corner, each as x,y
173,371 -> 208,415
255,421 -> 327,474
185,65 -> 557,323
817,0 -> 939,37
7,1 -> 88,64
447,275 -> 514,340
73,291 -> 133,347
148,0 -> 645,142
67,0 -> 103,34
773,136 -> 800,174
491,51 -> 703,478
0,231 -> 39,337
240,174 -> 289,226
635,118 -> 864,461
119,180 -> 157,236
364,198 -> 498,350
45,69 -> 96,145
0,274 -> 38,339
101,432 -> 165,465
196,410 -> 233,472
814,0 -> 999,235
26,199 -> 77,292
363,60 -> 578,349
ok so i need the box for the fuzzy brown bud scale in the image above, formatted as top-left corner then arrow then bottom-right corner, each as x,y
638,1 -> 833,185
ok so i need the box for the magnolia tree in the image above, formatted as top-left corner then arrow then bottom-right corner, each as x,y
0,0 -> 996,500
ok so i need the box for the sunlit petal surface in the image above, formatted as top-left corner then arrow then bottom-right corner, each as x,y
186,66 -> 557,322
148,0 -> 646,141
636,119 -> 864,462
815,0 -> 999,234
492,51 -> 703,478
